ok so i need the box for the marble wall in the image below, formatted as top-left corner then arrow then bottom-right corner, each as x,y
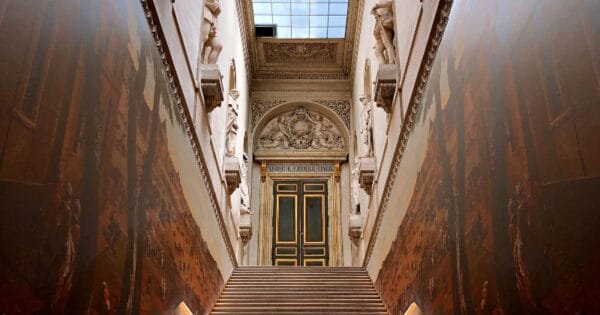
0,0 -> 229,313
370,0 -> 600,314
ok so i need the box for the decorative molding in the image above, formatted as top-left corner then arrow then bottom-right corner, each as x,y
313,99 -> 351,128
234,0 -> 252,85
224,156 -> 241,195
251,99 -> 287,128
257,107 -> 344,151
140,0 -> 238,267
358,157 -> 376,195
251,99 -> 351,130
263,42 -> 337,64
199,64 -> 224,112
253,71 -> 348,80
363,0 -> 454,266
348,213 -> 363,244
374,64 -> 398,114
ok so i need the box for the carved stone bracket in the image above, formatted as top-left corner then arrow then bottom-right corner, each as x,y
358,157 -> 376,195
199,64 -> 224,113
224,156 -> 241,194
374,64 -> 398,114
239,213 -> 252,244
348,213 -> 363,244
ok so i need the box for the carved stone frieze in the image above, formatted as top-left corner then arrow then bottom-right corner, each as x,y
263,42 -> 337,64
253,71 -> 348,80
251,99 -> 287,128
374,64 -> 397,114
313,99 -> 351,128
257,107 -> 344,151
199,64 -> 224,112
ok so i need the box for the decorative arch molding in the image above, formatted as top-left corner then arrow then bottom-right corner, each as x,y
251,99 -> 351,131
253,102 -> 349,160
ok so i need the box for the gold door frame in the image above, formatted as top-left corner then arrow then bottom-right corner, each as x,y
258,162 -> 342,266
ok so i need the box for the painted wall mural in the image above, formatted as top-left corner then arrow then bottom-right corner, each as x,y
0,0 -> 223,314
375,0 -> 600,314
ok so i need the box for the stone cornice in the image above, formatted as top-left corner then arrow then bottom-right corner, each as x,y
362,0 -> 454,267
141,0 -> 238,268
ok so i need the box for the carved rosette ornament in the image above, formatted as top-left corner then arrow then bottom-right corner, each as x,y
257,107 -> 344,151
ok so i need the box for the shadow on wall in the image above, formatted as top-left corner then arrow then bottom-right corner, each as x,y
375,0 -> 600,314
0,0 -> 223,314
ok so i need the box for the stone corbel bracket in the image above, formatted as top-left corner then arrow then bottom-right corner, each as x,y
224,156 -> 241,194
199,64 -> 224,113
374,64 -> 398,114
239,213 -> 252,244
348,213 -> 363,244
358,156 -> 376,195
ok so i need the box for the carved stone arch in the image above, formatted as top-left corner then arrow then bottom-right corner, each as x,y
253,101 -> 349,160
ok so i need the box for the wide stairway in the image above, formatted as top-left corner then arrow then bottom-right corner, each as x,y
211,266 -> 388,314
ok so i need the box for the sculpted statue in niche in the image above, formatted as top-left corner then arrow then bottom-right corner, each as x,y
351,157 -> 361,214
359,95 -> 374,157
225,90 -> 240,156
372,0 -> 396,64
257,107 -> 344,150
200,0 -> 223,64
239,153 -> 251,215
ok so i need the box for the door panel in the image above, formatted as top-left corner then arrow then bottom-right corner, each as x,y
273,180 -> 328,266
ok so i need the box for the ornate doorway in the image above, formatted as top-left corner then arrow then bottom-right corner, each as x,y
272,179 -> 329,266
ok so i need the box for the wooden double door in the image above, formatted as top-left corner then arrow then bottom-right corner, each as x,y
272,180 -> 328,266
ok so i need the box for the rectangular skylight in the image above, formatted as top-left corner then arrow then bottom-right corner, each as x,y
253,0 -> 349,39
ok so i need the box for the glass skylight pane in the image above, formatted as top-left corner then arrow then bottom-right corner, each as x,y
329,3 -> 347,15
255,15 -> 273,25
292,15 -> 309,27
310,27 -> 328,38
253,0 -> 348,39
310,15 -> 328,27
292,3 -> 309,15
277,27 -> 292,38
253,3 -> 271,15
327,27 -> 345,38
328,15 -> 346,27
292,27 -> 309,38
273,15 -> 291,26
272,3 -> 291,15
311,3 -> 328,15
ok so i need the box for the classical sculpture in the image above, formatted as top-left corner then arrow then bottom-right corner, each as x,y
372,0 -> 396,64
359,95 -> 374,157
257,107 -> 344,150
351,158 -> 361,214
239,153 -> 251,215
200,0 -> 223,64
225,90 -> 239,156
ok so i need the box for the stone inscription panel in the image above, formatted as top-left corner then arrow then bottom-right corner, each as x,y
268,164 -> 334,173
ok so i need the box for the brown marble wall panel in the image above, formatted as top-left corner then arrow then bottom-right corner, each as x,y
375,0 -> 600,314
0,0 -> 223,314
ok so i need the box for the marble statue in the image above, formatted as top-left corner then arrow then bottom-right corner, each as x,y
359,95 -> 374,157
371,0 -> 396,64
239,153 -> 251,215
225,90 -> 239,156
351,157 -> 361,214
200,0 -> 223,64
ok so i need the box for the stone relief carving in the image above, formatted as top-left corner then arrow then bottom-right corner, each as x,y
251,99 -> 287,128
312,99 -> 351,128
263,42 -> 337,64
372,0 -> 396,64
359,95 -> 374,157
351,158 -> 361,213
200,0 -> 223,64
257,107 -> 344,150
252,99 -> 350,129
253,71 -> 348,80
225,90 -> 240,156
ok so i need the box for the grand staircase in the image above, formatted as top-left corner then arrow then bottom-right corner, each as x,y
210,266 -> 388,314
